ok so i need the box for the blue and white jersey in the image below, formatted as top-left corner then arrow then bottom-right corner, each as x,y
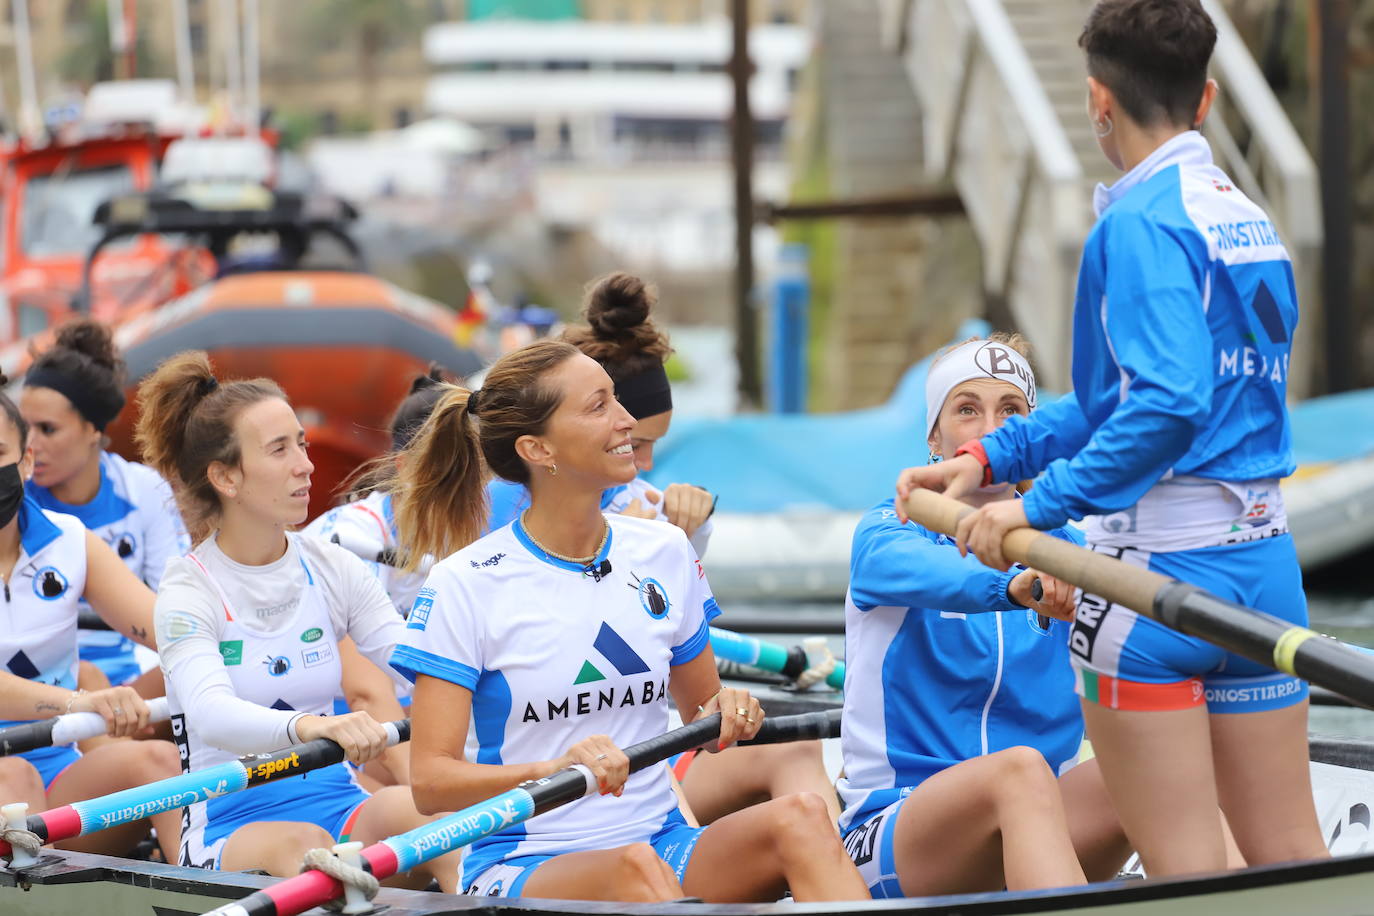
0,497 -> 90,773
487,477 -> 713,558
837,498 -> 1084,833
303,491 -> 423,620
392,514 -> 720,885
29,451 -> 188,684
982,132 -> 1298,538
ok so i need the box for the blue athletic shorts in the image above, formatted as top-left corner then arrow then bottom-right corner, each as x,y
841,795 -> 907,899
180,762 -> 369,869
462,808 -> 706,897
1069,534 -> 1308,714
22,744 -> 80,792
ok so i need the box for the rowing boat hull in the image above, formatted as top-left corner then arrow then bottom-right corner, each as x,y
2,846 -> 1372,916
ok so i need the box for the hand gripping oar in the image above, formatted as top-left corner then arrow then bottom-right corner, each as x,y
0,696 -> 171,756
0,719 -> 410,861
202,709 -> 840,916
904,488 -> 1374,708
710,628 -> 846,690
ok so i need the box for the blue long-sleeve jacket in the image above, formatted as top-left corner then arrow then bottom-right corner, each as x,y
982,132 -> 1298,530
837,498 -> 1085,831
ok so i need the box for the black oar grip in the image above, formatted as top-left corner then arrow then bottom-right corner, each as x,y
0,720 -> 57,757
243,719 -> 411,787
741,708 -> 841,744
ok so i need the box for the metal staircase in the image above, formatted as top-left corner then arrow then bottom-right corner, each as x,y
878,0 -> 1321,393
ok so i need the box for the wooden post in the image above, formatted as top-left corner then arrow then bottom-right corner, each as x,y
1316,0 -> 1354,392
730,0 -> 762,408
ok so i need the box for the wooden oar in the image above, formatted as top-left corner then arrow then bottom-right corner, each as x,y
201,709 -> 840,916
904,489 -> 1374,709
0,697 -> 171,756
0,719 -> 409,860
710,628 -> 846,690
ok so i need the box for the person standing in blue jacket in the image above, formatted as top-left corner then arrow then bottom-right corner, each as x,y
896,0 -> 1326,878
842,334 -> 1102,898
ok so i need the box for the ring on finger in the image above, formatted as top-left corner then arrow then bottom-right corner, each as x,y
736,707 -> 747,716
113,707 -> 124,716
594,753 -> 609,761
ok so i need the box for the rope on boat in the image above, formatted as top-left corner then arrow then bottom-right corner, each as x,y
301,847 -> 378,913
1,824 -> 41,859
792,637 -> 838,690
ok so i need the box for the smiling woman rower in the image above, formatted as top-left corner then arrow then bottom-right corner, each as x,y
390,340 -> 867,902
842,335 -> 1115,899
21,319 -> 188,695
489,273 -> 715,555
896,0 -> 1325,878
135,353 -> 460,888
0,375 -> 182,861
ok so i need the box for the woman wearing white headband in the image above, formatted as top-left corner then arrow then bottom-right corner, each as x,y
838,334 -> 1129,898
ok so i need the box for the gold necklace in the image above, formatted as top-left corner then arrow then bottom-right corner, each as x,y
520,511 -> 609,564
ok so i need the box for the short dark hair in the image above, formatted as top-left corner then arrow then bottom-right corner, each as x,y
1079,0 -> 1217,129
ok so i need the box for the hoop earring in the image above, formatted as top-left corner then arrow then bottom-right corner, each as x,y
1095,116 -> 1114,138
928,450 -> 942,464
547,464 -> 557,476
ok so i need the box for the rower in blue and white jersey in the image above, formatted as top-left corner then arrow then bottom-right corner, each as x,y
0,378 -> 182,861
137,351 -> 461,889
21,319 -> 189,689
896,0 -> 1326,878
388,340 -> 865,903
841,336 -> 1094,898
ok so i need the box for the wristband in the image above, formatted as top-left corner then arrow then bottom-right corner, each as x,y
65,689 -> 88,714
953,439 -> 995,488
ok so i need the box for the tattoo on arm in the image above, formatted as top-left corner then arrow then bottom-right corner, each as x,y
35,702 -> 61,714
130,625 -> 148,641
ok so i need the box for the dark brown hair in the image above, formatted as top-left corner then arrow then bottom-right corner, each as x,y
134,351 -> 285,542
30,317 -> 127,428
1079,0 -> 1216,128
561,271 -> 672,383
390,339 -> 581,568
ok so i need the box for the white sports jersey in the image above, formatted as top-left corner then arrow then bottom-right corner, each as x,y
392,514 -> 719,882
0,498 -> 90,734
302,491 -> 422,619
170,543 -> 358,867
606,477 -> 714,559
156,533 -> 408,757
29,451 -> 189,683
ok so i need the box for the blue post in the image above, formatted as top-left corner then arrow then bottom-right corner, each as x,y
768,244 -> 810,413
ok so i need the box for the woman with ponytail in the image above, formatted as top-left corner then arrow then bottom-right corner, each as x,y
0,375 -> 182,860
136,353 -> 461,887
21,318 -> 189,694
489,273 -> 714,556
392,340 -> 867,903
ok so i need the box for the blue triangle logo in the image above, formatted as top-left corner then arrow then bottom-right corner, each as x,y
269,698 -> 296,711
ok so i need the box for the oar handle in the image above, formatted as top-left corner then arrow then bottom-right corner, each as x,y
203,710 -> 835,916
1,718 -> 411,856
710,628 -> 847,691
903,489 -> 1374,709
0,696 -> 172,757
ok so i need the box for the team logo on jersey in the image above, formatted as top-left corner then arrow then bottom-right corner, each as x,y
300,627 -> 323,643
219,640 -> 244,666
408,587 -> 436,630
628,572 -> 670,619
1027,609 -> 1053,636
525,622 -> 664,723
470,553 -> 506,569
263,655 -> 292,677
302,644 -> 334,668
32,567 -> 68,600
111,532 -> 137,559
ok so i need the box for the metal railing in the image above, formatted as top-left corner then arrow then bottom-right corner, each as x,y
881,0 -> 1322,395
881,0 -> 1088,388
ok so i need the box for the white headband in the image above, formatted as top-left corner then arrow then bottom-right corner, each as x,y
925,339 -> 1037,439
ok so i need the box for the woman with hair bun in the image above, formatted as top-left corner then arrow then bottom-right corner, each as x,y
135,353 -> 461,887
21,318 -> 189,693
392,340 -> 866,902
0,373 -> 182,860
489,272 -> 714,556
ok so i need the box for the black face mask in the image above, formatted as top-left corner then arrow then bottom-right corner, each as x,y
0,463 -> 23,529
